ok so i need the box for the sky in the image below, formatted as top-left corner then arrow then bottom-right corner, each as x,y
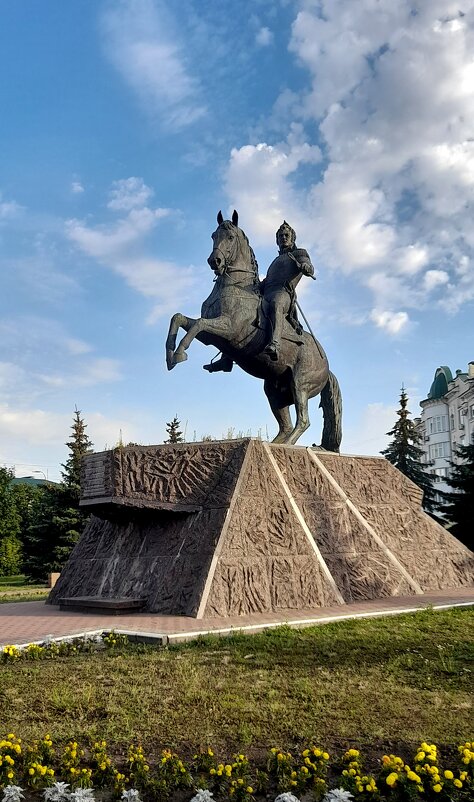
1,0 -> 473,482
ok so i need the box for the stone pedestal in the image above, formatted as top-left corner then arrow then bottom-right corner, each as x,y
48,439 -> 473,617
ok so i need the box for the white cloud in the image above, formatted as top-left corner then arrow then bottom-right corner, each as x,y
66,179 -> 197,320
0,405 -> 142,481
108,177 -> 154,210
66,206 -> 168,259
256,27 -> 273,47
71,181 -> 84,194
370,309 -> 409,336
0,318 -> 122,407
0,190 -> 23,220
423,269 -> 449,292
39,358 -> 121,388
225,127 -> 321,246
101,0 -> 206,129
65,338 -> 93,355
224,0 -> 474,330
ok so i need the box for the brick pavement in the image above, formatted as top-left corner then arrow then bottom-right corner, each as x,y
1,586 -> 473,647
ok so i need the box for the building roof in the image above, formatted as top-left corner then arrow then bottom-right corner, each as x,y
427,366 -> 453,399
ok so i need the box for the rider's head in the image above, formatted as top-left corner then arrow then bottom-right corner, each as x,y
276,221 -> 296,253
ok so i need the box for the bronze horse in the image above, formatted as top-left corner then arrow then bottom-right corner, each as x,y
166,211 -> 342,449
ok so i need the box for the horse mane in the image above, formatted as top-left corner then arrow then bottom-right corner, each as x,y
222,220 -> 260,287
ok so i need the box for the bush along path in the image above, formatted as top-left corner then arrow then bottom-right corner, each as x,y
0,735 -> 473,802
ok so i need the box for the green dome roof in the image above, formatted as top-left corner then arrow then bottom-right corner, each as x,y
428,366 -> 453,399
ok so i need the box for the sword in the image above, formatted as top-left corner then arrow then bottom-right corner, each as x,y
295,294 -> 325,360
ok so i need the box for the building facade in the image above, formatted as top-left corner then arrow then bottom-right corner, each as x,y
416,361 -> 474,498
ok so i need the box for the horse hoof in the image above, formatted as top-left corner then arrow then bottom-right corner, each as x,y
166,350 -> 176,371
174,350 -> 188,364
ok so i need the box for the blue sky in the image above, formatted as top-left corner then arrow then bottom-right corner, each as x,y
1,0 -> 473,481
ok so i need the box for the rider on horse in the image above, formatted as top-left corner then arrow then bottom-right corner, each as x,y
262,221 -> 315,361
204,220 -> 315,371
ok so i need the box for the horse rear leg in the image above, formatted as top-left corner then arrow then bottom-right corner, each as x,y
264,380 -> 293,443
287,387 -> 310,445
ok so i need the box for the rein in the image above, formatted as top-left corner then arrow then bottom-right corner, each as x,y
212,229 -> 258,284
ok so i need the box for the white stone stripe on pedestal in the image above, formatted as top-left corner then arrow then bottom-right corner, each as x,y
196,441 -> 256,619
262,442 -> 345,605
307,449 -> 423,595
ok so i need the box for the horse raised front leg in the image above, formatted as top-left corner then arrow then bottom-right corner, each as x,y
172,315 -> 232,368
166,313 -> 197,370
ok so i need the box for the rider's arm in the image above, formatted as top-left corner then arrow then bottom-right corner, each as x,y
299,250 -> 315,278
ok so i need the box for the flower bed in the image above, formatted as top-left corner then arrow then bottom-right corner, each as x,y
0,735 -> 472,802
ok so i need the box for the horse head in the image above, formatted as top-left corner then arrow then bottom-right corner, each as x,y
208,210 -> 258,284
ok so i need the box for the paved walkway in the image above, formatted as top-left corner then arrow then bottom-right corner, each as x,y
1,586 -> 473,647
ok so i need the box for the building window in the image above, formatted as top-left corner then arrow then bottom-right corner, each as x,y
433,467 -> 449,482
429,415 -> 447,433
471,404 -> 474,419
429,441 -> 450,460
451,413 -> 455,430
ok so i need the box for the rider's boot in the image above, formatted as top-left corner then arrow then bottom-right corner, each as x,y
203,355 -> 234,373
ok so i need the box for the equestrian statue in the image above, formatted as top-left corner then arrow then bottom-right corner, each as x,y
166,211 -> 342,449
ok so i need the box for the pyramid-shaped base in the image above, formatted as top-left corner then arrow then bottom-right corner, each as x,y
48,440 -> 473,618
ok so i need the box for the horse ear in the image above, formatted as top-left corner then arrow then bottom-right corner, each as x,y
232,209 -> 239,226
217,210 -> 224,225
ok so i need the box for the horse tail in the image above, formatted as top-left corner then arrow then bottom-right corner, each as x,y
319,371 -> 342,452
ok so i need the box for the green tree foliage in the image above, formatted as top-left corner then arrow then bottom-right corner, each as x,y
0,467 -> 22,576
23,408 -> 94,581
381,387 -> 438,514
164,415 -> 184,443
441,442 -> 474,550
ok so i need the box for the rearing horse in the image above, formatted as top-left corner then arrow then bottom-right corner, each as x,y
166,211 -> 342,449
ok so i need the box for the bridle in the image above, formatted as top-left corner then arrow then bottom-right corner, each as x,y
212,227 -> 258,283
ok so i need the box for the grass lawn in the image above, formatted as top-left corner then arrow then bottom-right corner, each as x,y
0,574 -> 49,603
1,606 -> 472,758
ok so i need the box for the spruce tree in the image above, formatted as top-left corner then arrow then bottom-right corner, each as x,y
381,387 -> 438,513
23,408 -> 94,580
164,415 -> 184,443
441,442 -> 474,550
62,406 -> 94,500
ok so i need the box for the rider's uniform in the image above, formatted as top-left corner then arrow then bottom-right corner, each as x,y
262,248 -> 314,350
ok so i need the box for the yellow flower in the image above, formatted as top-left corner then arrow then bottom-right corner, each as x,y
386,772 -> 398,787
453,779 -> 462,788
322,752 -> 329,760
433,783 -> 442,793
407,771 -> 420,782
444,770 -> 453,780
246,787 -> 253,794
